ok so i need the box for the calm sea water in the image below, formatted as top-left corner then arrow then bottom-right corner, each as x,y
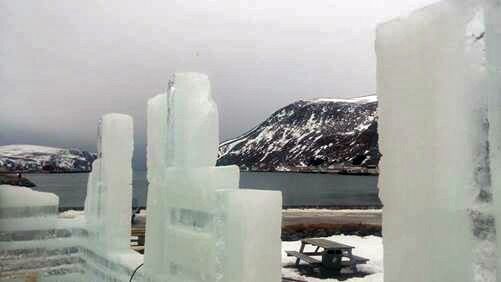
28,171 -> 381,209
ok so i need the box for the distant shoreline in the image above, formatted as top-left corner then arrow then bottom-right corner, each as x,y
26,170 -> 91,174
0,173 -> 36,187
0,170 -> 91,175
57,204 -> 383,212
4,167 -> 378,176
238,167 -> 379,176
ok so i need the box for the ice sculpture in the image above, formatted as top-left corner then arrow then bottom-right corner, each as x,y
0,185 -> 59,232
85,113 -> 134,253
0,186 -> 63,280
0,113 -> 140,282
0,73 -> 281,282
81,113 -> 144,282
377,0 -> 500,281
143,73 -> 282,282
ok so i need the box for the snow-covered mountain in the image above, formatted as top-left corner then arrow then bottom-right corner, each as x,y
0,145 -> 96,173
217,95 -> 379,172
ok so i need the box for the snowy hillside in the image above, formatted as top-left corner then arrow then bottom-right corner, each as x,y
0,145 -> 96,172
217,95 -> 379,172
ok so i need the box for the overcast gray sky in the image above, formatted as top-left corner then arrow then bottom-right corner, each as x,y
1,0 -> 438,167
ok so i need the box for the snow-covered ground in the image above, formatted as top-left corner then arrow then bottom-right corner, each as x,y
283,208 -> 382,216
282,235 -> 383,282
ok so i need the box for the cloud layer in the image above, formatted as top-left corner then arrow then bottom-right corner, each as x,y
0,0 -> 438,167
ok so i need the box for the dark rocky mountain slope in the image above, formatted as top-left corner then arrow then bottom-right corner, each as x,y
217,96 -> 379,172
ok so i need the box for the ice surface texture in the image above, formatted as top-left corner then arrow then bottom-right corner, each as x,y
377,0 -> 500,281
1,73 -> 282,282
487,2 -> 501,282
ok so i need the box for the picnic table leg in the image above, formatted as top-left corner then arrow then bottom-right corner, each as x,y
347,250 -> 357,272
296,242 -> 306,266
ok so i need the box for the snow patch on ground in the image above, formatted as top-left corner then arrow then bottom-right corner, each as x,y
58,209 -> 85,219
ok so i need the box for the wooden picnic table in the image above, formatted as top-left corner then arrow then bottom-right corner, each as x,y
286,238 -> 368,272
302,238 -> 354,251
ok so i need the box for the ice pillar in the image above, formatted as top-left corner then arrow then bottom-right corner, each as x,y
487,0 -> 501,281
84,113 -> 134,253
220,190 -> 282,282
377,0 -> 500,281
143,73 -> 282,282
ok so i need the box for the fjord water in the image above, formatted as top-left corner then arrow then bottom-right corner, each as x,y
28,171 -> 380,209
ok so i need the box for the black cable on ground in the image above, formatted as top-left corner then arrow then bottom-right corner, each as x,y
129,263 -> 144,282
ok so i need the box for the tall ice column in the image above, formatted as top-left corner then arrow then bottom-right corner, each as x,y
143,73 -> 282,282
143,73 -> 239,281
84,113 -> 134,253
376,0 -> 498,281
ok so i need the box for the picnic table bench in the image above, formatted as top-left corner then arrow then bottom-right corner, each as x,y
286,238 -> 369,272
129,228 -> 146,254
